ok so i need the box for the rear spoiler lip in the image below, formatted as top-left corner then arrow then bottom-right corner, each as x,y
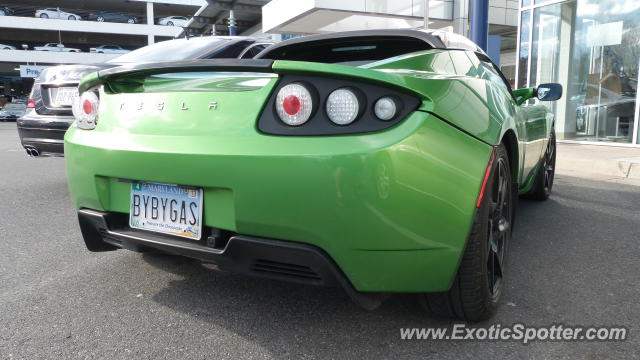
78,59 -> 274,93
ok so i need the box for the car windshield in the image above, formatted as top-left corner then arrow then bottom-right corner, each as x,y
3,103 -> 25,110
108,37 -> 230,64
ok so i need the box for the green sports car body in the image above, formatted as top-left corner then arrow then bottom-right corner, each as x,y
65,29 -> 561,320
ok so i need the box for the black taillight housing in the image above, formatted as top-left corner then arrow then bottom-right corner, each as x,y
258,75 -> 419,136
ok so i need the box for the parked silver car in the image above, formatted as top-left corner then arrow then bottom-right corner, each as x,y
35,8 -> 81,20
158,16 -> 189,26
34,43 -> 81,52
89,45 -> 130,54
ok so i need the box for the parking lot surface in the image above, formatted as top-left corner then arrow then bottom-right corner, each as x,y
0,122 -> 638,359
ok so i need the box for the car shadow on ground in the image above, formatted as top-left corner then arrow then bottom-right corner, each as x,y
138,174 -> 639,356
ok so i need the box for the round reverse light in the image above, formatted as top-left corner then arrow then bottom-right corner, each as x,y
326,88 -> 359,125
275,83 -> 313,126
374,97 -> 397,121
72,91 -> 99,130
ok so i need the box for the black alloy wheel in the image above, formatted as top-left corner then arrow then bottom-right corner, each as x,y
525,130 -> 556,201
421,144 -> 513,321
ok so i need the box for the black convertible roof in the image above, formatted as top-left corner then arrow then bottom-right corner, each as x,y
257,29 -> 487,59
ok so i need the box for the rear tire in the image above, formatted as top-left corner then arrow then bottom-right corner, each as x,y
167,21 -> 174,26
420,144 -> 513,321
524,130 -> 556,201
127,18 -> 136,24
97,16 -> 105,22
68,15 -> 76,20
40,13 -> 49,18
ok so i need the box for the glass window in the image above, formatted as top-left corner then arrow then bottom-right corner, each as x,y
517,10 -> 531,89
209,40 -> 254,58
522,0 -> 640,144
521,0 -> 532,7
108,38 -> 231,63
566,0 -> 639,143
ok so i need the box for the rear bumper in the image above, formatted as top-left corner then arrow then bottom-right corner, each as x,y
17,111 -> 73,156
78,208 -> 385,308
65,111 -> 492,292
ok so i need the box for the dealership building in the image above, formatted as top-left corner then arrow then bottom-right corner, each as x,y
517,0 -> 639,146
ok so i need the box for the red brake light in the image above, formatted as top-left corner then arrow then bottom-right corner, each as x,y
275,83 -> 313,126
82,99 -> 93,114
27,98 -> 35,108
282,95 -> 301,115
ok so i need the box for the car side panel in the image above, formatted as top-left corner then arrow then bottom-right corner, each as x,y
518,104 -> 550,186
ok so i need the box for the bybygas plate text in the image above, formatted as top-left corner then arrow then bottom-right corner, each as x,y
129,182 -> 203,240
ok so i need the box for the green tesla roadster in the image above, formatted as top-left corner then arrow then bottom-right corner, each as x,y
65,29 -> 562,321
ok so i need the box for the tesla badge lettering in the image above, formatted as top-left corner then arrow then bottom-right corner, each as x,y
117,101 -> 218,111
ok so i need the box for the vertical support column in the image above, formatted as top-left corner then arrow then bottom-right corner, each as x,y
555,2 -> 576,139
470,0 -> 489,51
453,0 -> 469,36
228,9 -> 237,36
423,0 -> 429,29
633,59 -> 640,144
147,1 -> 155,44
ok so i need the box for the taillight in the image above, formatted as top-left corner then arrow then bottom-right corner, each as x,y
259,76 -> 420,135
374,96 -> 398,121
326,88 -> 361,125
27,98 -> 35,108
275,83 -> 313,126
72,91 -> 99,130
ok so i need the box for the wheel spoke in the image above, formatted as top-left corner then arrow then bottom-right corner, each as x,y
486,157 -> 511,296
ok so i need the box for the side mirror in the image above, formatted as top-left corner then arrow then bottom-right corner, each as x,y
536,83 -> 562,101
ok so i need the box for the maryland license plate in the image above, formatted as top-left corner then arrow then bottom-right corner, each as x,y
129,182 -> 203,240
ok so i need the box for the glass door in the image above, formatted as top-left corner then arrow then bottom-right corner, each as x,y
517,0 -> 640,145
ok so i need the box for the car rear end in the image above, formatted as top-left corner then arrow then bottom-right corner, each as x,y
18,64 -> 107,156
65,55 -> 492,301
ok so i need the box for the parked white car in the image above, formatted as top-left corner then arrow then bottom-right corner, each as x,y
34,43 -> 81,52
35,8 -> 81,20
89,45 -> 130,54
158,16 -> 189,26
0,44 -> 15,50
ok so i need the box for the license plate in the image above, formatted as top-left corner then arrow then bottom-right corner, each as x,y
129,182 -> 203,240
50,87 -> 79,107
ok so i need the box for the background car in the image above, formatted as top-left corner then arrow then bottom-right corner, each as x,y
86,11 -> 138,24
0,44 -> 16,50
0,7 -> 14,16
34,43 -> 81,52
18,36 -> 276,157
158,16 -> 188,26
0,103 -> 26,121
35,8 -> 81,20
89,45 -> 130,54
